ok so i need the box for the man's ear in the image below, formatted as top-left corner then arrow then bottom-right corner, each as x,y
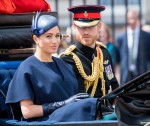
73,24 -> 77,29
97,22 -> 101,29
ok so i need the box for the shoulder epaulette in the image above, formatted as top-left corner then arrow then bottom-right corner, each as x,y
96,41 -> 106,49
60,45 -> 76,56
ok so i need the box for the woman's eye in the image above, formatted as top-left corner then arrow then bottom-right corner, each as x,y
47,35 -> 52,38
56,34 -> 62,39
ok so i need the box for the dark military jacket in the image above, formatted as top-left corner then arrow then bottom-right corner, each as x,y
60,42 -> 119,98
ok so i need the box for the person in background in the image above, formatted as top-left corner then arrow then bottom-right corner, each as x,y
65,26 -> 76,45
142,24 -> 150,33
98,23 -> 119,69
116,9 -> 150,85
57,40 -> 68,55
6,12 -> 102,122
60,5 -> 119,103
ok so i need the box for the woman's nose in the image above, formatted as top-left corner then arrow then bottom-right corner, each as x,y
51,36 -> 60,43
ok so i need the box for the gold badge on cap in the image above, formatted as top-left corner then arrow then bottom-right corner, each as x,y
84,11 -> 88,17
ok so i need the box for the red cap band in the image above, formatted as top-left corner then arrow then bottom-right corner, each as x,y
74,12 -> 101,19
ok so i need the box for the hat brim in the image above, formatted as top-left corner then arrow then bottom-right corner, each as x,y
74,20 -> 100,27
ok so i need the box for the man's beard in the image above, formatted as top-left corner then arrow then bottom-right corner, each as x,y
76,34 -> 98,46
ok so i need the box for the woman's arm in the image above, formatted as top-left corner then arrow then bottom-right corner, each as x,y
20,93 -> 90,119
20,99 -> 43,119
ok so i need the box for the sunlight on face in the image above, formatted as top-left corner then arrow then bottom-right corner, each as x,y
37,26 -> 61,55
74,24 -> 100,48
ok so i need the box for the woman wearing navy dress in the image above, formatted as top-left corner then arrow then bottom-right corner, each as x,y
6,12 -> 99,122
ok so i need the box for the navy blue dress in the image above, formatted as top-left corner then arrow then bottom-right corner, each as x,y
6,56 -> 97,122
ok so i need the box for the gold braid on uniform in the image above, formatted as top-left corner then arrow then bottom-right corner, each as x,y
62,42 -> 106,97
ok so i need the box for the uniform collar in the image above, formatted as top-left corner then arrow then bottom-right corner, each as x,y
75,42 -> 96,61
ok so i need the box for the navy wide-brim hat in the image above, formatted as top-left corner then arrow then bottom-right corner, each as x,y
31,12 -> 58,36
68,5 -> 105,27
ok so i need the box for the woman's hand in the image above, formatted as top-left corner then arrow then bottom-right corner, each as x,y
65,93 -> 90,104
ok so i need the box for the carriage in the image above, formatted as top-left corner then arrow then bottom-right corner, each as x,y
0,11 -> 150,126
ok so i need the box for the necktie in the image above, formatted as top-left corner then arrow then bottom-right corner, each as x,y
131,31 -> 135,64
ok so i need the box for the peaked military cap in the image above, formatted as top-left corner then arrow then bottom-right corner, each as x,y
31,12 -> 58,36
68,5 -> 105,27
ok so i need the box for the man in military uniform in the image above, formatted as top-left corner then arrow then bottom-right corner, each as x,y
60,5 -> 119,99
